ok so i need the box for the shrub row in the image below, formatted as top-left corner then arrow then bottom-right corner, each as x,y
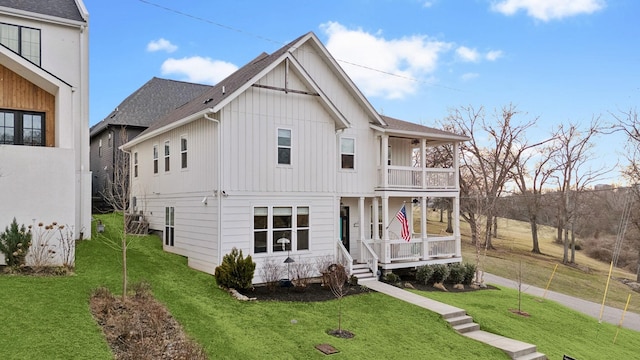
414,262 -> 476,285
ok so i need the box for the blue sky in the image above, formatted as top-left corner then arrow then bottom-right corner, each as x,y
85,0 -> 638,182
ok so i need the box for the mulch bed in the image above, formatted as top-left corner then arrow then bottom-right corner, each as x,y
238,282 -> 371,302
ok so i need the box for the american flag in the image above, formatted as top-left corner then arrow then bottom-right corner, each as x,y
396,205 -> 411,242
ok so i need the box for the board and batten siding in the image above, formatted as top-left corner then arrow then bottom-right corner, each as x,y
219,61 -> 338,194
130,117 -> 220,272
219,193 -> 337,283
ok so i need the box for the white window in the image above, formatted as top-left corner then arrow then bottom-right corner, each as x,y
253,206 -> 310,254
164,140 -> 170,172
277,128 -> 291,165
98,139 -> 102,157
180,137 -> 187,169
341,137 -> 355,169
153,145 -> 158,174
165,207 -> 174,246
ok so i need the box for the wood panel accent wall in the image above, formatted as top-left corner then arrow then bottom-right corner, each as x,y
0,64 -> 56,146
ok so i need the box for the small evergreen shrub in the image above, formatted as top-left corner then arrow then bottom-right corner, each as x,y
384,272 -> 400,283
447,262 -> 466,284
214,248 -> 256,290
463,262 -> 476,285
416,265 -> 434,285
0,218 -> 31,267
431,264 -> 450,284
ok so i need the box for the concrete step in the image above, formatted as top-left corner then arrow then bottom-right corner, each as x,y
452,322 -> 480,334
440,309 -> 468,320
463,330 -> 539,359
446,315 -> 474,327
515,351 -> 547,360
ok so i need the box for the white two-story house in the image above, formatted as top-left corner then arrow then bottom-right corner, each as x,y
0,0 -> 91,264
122,32 -> 466,283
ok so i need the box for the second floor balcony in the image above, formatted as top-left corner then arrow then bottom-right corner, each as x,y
378,166 -> 456,190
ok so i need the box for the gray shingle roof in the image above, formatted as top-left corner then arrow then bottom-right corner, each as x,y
90,77 -> 212,137
140,33 -> 310,137
0,0 -> 86,22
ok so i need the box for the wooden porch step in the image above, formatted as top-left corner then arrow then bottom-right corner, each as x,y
352,263 -> 376,281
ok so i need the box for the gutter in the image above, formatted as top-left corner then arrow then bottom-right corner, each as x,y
203,113 -> 223,267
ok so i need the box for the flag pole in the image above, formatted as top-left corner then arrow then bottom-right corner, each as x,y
386,201 -> 406,229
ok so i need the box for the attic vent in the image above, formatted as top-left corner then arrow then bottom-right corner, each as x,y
203,98 -> 213,104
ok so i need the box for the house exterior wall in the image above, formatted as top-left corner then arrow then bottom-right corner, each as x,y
0,3 -> 90,266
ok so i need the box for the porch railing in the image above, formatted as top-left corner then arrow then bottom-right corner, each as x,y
336,239 -> 353,276
378,166 -> 456,190
366,236 -> 457,263
360,240 -> 379,273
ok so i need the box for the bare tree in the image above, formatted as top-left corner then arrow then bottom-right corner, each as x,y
443,104 -> 542,249
551,118 -> 611,264
511,140 -> 558,253
100,127 -> 146,300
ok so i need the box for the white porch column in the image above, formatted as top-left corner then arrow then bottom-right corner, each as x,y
421,195 -> 428,259
453,142 -> 460,189
382,195 -> 390,263
359,196 -> 365,243
373,197 -> 379,240
421,138 -> 427,189
453,142 -> 462,257
382,135 -> 389,188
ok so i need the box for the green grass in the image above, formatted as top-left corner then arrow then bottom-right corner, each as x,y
420,287 -> 640,359
0,213 -> 507,359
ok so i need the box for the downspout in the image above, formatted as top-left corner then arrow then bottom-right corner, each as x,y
203,112 -> 222,266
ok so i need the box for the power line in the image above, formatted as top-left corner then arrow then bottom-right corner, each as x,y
136,0 -> 466,93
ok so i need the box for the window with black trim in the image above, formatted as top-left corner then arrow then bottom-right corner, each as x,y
277,128 -> 291,165
341,137 -> 355,169
0,110 -> 45,146
0,22 -> 41,65
253,206 -> 310,254
165,206 -> 174,246
180,137 -> 187,169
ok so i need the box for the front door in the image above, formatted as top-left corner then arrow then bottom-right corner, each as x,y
340,206 -> 350,252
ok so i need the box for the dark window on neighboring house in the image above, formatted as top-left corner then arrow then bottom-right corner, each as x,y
133,152 -> 138,178
98,139 -> 102,157
0,22 -> 41,66
0,110 -> 45,146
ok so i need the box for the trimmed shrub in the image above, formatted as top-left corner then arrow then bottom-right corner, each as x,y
384,272 -> 400,283
0,218 -> 31,267
214,248 -> 256,290
431,264 -> 450,284
447,262 -> 465,284
416,265 -> 434,285
463,262 -> 476,285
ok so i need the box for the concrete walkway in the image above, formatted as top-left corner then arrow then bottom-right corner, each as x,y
484,273 -> 640,332
363,280 -> 545,360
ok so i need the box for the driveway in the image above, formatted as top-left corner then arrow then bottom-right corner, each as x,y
484,273 -> 640,332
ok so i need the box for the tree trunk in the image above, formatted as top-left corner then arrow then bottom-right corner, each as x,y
484,217 -> 494,249
439,208 -> 444,223
446,207 -> 453,233
492,216 -> 498,238
637,248 -> 640,282
562,227 -> 569,264
469,216 -> 478,245
570,223 -> 576,264
530,219 -> 541,254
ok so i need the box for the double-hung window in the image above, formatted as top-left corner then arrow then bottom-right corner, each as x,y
180,137 -> 187,169
0,23 -> 41,66
164,141 -> 170,172
0,110 -> 44,146
253,206 -> 310,254
341,137 -> 355,169
165,207 -> 174,246
277,128 -> 291,165
153,145 -> 159,174
133,152 -> 138,178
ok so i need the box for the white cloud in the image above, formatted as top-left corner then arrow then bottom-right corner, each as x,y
456,46 -> 480,62
160,56 -> 238,84
147,38 -> 178,53
491,0 -> 606,21
461,73 -> 479,81
320,21 -> 452,100
486,50 -> 504,61
422,1 -> 435,8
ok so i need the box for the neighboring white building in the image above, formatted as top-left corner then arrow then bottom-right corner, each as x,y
123,32 -> 467,283
0,0 -> 91,264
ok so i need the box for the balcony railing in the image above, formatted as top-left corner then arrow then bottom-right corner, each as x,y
366,236 -> 457,263
378,166 -> 456,190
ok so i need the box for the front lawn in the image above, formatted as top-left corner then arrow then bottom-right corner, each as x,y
0,213 -> 507,359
